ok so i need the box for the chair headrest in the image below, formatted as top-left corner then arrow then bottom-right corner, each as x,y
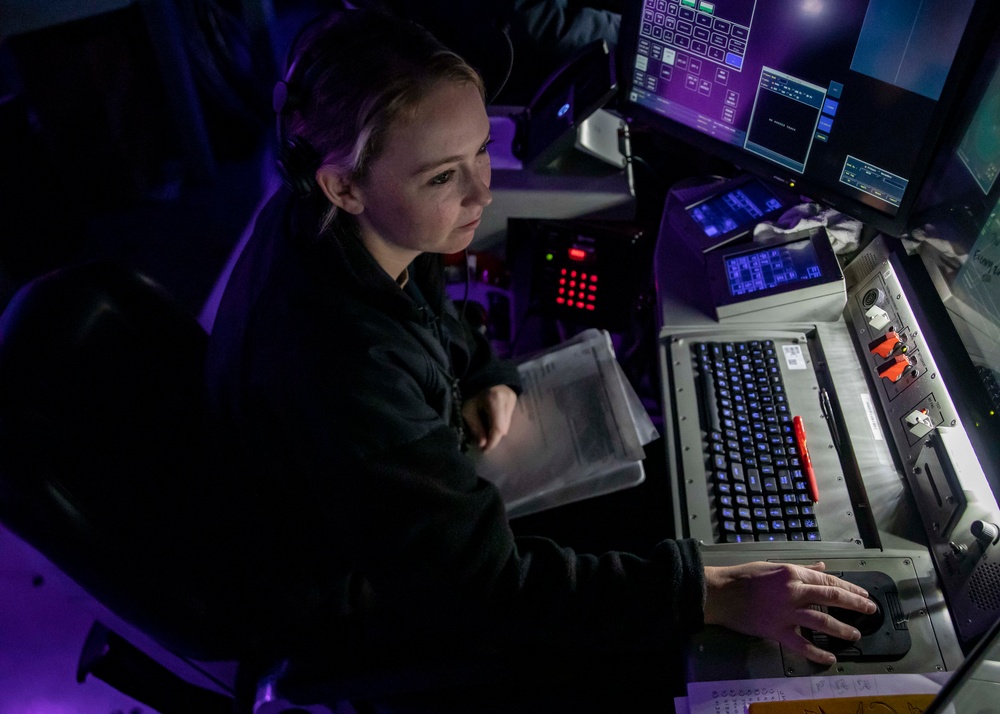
0,261 -> 238,660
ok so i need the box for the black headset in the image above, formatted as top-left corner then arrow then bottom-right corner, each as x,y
272,13 -> 336,199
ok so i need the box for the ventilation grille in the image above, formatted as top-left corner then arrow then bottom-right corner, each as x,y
969,561 -> 1000,611
846,251 -> 879,285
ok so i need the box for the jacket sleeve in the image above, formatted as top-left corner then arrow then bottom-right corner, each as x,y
259,319 -> 706,653
454,313 -> 522,400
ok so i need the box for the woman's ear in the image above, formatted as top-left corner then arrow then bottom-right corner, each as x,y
316,166 -> 364,215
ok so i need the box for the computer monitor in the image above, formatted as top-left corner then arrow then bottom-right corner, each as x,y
912,25 -> 1000,238
619,0 -> 999,236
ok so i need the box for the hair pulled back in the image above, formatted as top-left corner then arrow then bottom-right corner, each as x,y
277,10 -> 485,226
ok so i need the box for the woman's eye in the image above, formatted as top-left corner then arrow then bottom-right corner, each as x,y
478,138 -> 494,154
430,170 -> 455,186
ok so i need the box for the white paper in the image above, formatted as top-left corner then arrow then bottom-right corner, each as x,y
684,672 -> 949,714
472,329 -> 657,516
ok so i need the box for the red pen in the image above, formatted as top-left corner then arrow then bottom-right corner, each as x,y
793,415 -> 820,503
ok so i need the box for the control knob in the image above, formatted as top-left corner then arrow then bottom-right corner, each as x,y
971,520 -> 1000,548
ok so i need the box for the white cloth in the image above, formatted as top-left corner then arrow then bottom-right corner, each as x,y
753,202 -> 863,254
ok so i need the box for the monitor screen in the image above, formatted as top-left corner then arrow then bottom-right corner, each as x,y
911,26 -> 1000,239
620,0 -> 997,235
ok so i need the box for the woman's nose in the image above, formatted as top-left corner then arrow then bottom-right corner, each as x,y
466,167 -> 492,207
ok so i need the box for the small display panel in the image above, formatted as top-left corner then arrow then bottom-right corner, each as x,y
687,179 -> 785,239
725,238 -> 823,297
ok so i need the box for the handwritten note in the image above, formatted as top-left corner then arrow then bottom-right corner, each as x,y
681,672 -> 948,714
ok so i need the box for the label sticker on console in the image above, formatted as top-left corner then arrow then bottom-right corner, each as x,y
782,344 -> 807,370
860,393 -> 885,441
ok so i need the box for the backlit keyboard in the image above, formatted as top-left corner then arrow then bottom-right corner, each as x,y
692,340 -> 822,543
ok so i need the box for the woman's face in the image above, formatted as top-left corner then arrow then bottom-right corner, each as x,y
352,80 -> 492,276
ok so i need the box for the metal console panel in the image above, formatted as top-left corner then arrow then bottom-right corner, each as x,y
843,234 -> 1000,647
653,200 -> 966,675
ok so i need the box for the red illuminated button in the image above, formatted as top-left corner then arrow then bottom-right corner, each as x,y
568,248 -> 587,261
877,355 -> 912,382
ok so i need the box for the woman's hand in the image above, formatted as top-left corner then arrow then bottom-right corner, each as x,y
462,385 -> 517,452
703,561 -> 877,665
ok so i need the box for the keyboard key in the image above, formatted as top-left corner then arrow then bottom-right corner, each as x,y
730,463 -> 745,482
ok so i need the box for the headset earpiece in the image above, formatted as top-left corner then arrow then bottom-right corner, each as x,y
272,12 -> 334,198
275,134 -> 321,199
274,72 -> 321,198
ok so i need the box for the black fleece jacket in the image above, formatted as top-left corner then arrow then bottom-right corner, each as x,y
204,187 -> 706,664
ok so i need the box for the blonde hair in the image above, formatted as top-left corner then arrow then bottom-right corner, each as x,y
279,11 -> 485,231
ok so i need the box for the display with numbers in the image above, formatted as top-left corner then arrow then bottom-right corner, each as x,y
706,228 -> 846,322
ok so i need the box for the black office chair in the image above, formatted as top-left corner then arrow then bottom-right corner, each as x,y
0,261 -> 517,713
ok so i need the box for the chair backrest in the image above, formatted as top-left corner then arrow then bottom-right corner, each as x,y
0,261 -> 238,660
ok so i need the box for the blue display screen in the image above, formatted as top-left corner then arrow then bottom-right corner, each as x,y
688,180 -> 785,237
725,238 -> 822,297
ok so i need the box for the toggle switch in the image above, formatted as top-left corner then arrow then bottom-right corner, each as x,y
869,330 -> 904,359
865,304 -> 891,330
877,354 -> 912,382
905,408 -> 934,438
